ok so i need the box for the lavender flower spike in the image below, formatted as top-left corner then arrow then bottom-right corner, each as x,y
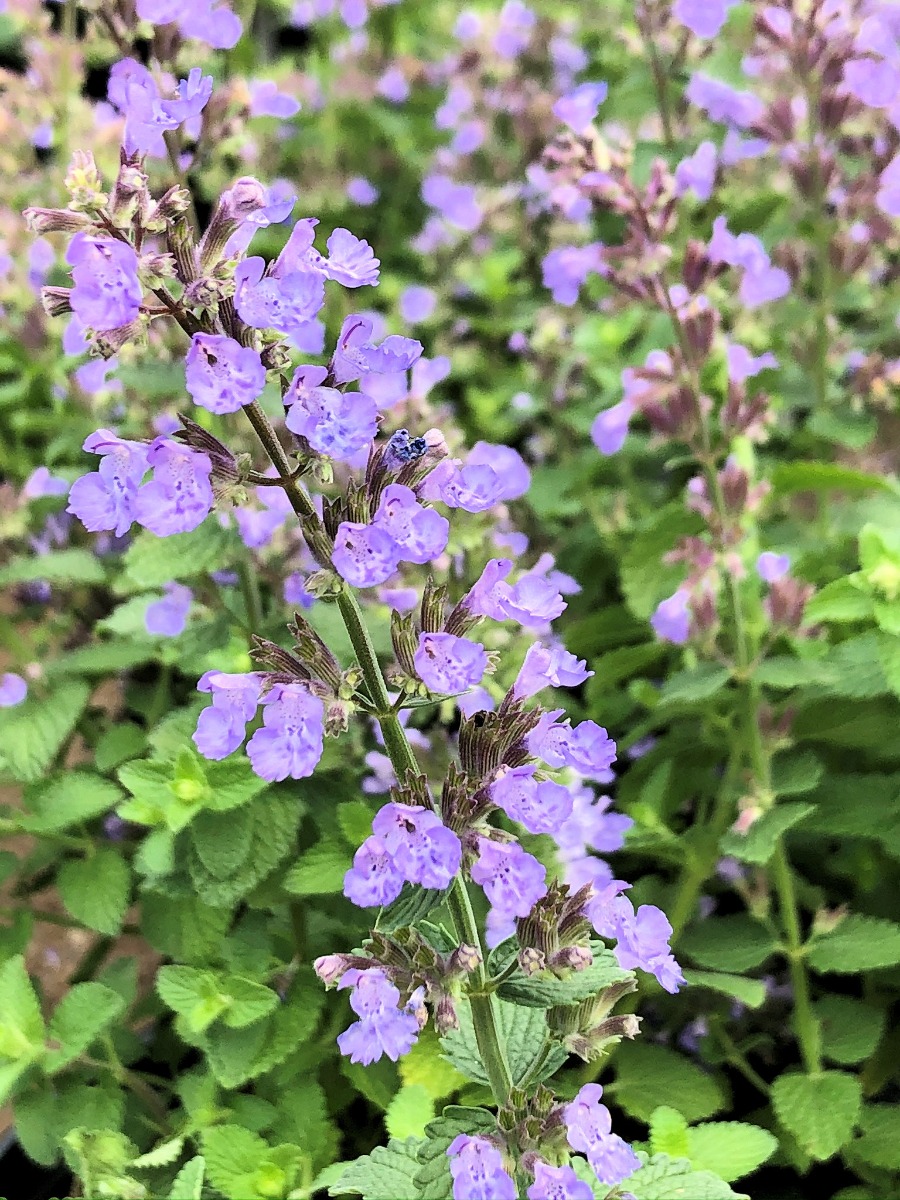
414,631 -> 488,693
336,969 -> 420,1064
447,1135 -> 516,1200
565,1083 -> 640,1187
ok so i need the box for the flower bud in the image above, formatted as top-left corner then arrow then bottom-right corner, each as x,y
65,150 -> 106,212
519,947 -> 546,976
199,176 -> 267,269
40,286 -> 73,318
434,994 -> 459,1035
23,208 -> 93,235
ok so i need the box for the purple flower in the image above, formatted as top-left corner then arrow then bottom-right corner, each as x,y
332,522 -> 401,587
612,900 -> 685,993
529,714 -> 617,779
489,766 -> 573,835
447,1136 -> 516,1200
527,1161 -> 594,1200
133,438 -> 214,537
372,802 -> 462,889
248,80 -> 301,118
673,0 -> 735,38
686,73 -> 764,127
67,429 -> 149,537
23,467 -> 69,500
844,57 -> 900,108
185,334 -> 266,414
740,263 -> 790,308
234,256 -> 326,338
458,686 -> 495,717
377,66 -> 410,103
468,442 -> 531,501
347,176 -> 379,206
726,342 -> 778,383
234,486 -> 292,549
145,583 -> 192,636
542,244 -> 605,305
344,836 -> 405,906
493,0 -> 536,59
757,551 -> 790,582
193,671 -> 261,760
414,632 -> 488,693
284,572 -> 315,608
591,399 -> 635,455
471,838 -> 547,918
650,590 -> 691,644
137,0 -> 243,48
463,557 -> 514,621
674,140 -> 717,200
555,787 -> 633,860
373,484 -> 450,564
336,970 -> 420,1064
513,642 -> 592,700
552,81 -> 608,135
161,67 -> 214,123
0,673 -> 27,708
422,175 -> 482,231
246,683 -> 325,781
66,234 -> 141,332
400,286 -> 437,323
565,1084 -> 640,1187
496,575 -> 566,629
107,59 -> 176,155
322,229 -> 380,288
331,315 -> 422,384
285,369 -> 378,461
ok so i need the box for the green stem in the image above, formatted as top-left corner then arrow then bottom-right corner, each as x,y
636,6 -> 675,149
237,555 -> 264,633
710,1019 -> 771,1098
772,843 -> 821,1074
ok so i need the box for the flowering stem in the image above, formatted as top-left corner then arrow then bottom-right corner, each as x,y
635,4 -> 676,149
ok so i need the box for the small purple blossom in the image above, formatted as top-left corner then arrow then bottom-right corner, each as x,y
336,969 -> 420,1064
513,642 -> 592,700
185,334 -> 266,414
414,632 -> 488,693
23,467 -> 69,500
377,66 -> 410,103
674,0 -> 735,38
591,399 -> 635,455
757,551 -> 790,582
344,836 -> 405,906
447,1136 -> 516,1200
373,484 -> 450,564
66,234 -> 141,332
552,81 -> 608,135
193,671 -> 261,760
67,430 -> 149,537
471,838 -> 547,919
529,714 -> 617,779
565,1084 -> 640,1187
489,766 -> 573,835
136,0 -> 242,49
528,1161 -> 594,1200
726,343 -> 778,383
422,174 -> 482,231
542,243 -> 605,305
145,583 -> 192,636
332,522 -> 401,587
686,73 -> 764,128
331,314 -> 422,384
248,80 -> 301,118
400,286 -> 437,323
612,900 -> 685,993
246,683 -> 325,781
234,255 -> 326,338
285,367 -> 378,460
346,176 -> 379,206
133,438 -> 214,537
0,673 -> 27,708
650,590 -> 691,644
322,229 -> 380,288
371,802 -> 462,889
495,574 -> 566,629
674,140 -> 717,200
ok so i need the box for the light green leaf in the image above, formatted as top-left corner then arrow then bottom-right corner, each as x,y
46,983 -> 125,1071
612,1042 -> 728,1124
123,522 -> 235,588
202,1125 -> 268,1196
283,842 -> 348,896
626,1152 -> 748,1200
753,657 -> 837,690
0,548 -> 104,586
336,799 -> 375,847
169,1155 -> 205,1199
94,724 -> 147,773
220,977 -> 279,1029
329,1138 -> 422,1199
807,914 -> 900,973
497,946 -> 631,1008
20,772 -> 122,833
399,1028 -> 468,1102
719,803 -> 815,866
190,807 -> 253,878
0,681 -> 90,782
771,461 -> 900,497
687,1122 -> 778,1181
385,1085 -> 436,1142
131,1137 -> 185,1168
681,971 -> 766,1009
816,996 -> 886,1066
442,998 -> 565,1088
850,1104 -> 900,1170
657,665 -> 732,706
770,751 -> 823,796
804,578 -> 874,624
57,848 -> 131,935
649,1106 -> 690,1158
680,915 -> 776,973
772,1071 -> 861,1160
0,956 -> 45,1068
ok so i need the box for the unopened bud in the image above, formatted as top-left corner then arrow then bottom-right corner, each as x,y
551,944 -> 592,974
450,944 -> 482,975
92,317 -> 147,359
519,947 -> 546,976
199,176 -> 267,269
40,286 -> 73,318
434,994 -> 459,1035
65,149 -> 106,212
24,207 -> 93,235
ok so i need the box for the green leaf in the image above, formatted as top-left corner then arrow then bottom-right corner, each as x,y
816,996 -> 886,1066
497,947 -> 631,1008
771,461 -> 900,497
649,1107 -> 690,1159
719,803 -> 815,865
442,998 -> 565,1088
46,983 -> 125,1071
283,842 -> 348,896
804,578 -> 874,624
753,657 -> 837,689
190,807 -> 253,878
626,1152 -> 748,1200
850,1105 -> 900,1170
123,521 -> 235,588
0,548 -> 104,586
657,664 -> 732,706
687,1122 -> 778,1182
169,1155 -> 205,1199
336,799 -> 375,846
680,915 -> 776,973
399,1028 -> 468,1102
612,1043 -> 728,1124
19,772 -> 122,832
681,971 -> 766,1009
202,1125 -> 269,1196
807,914 -> 900,973
94,724 -> 147,773
620,506 -> 704,619
330,1138 -> 422,1199
414,1107 -> 497,1200
385,1085 -> 436,1142
57,848 -> 131,935
378,884 -> 448,932
131,1137 -> 185,1168
13,1079 -> 124,1167
0,681 -> 90,782
0,956 -> 45,1070
770,751 -> 823,797
816,633 -> 891,699
220,977 -> 280,1029
772,1071 -> 861,1160
157,966 -> 273,1035
189,790 -> 299,907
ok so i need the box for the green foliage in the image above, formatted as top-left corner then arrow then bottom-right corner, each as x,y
330,1138 -> 422,1199
57,848 -> 131,935
612,1042 -> 729,1124
0,680 -> 90,781
771,1072 -> 862,1160
807,914 -> 900,974
649,1107 -> 777,1182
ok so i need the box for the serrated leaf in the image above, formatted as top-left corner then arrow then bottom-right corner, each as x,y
0,548 -> 104,586
626,1152 -> 747,1200
220,977 -> 279,1029
649,1106 -> 690,1158
770,750 -> 823,796
190,807 -> 253,878
681,971 -> 766,1009
771,461 -> 900,497
123,521 -> 234,588
878,632 -> 900,697
190,790 -> 299,907
132,1137 -> 185,1168
804,578 -> 874,624
94,724 -> 147,773
850,1105 -> 900,1170
442,998 -> 565,1088
46,983 -> 125,1071
816,633 -> 891,699
57,849 -> 131,935
612,1042 -> 728,1124
13,1079 -> 124,1167
680,915 -> 776,973
378,884 -> 447,932
753,657 -> 837,689
657,664 -> 732,706
0,681 -> 90,782
807,914 -> 900,973
816,996 -> 886,1066
283,842 -> 348,896
719,803 -> 815,865
19,772 -> 122,832
772,1071 -> 861,1160
0,956 -> 45,1067
413,1106 -> 497,1200
329,1138 -> 422,1199
202,1125 -> 268,1194
336,799 -> 375,846
399,1028 -> 468,1101
497,947 -> 631,1008
385,1085 -> 436,1142
687,1122 -> 778,1181
169,1155 -> 205,1199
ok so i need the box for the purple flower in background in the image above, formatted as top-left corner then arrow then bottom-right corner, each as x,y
400,286 -> 437,323
686,73 -> 764,127
336,970 -> 420,1064
555,788 -> 633,861
471,838 -> 547,918
447,1136 -> 516,1200
675,140 -> 717,200
513,642 -> 592,700
347,176 -> 379,206
467,441 -> 530,500
740,263 -> 790,308
528,1161 -> 594,1200
107,59 -> 177,154
331,314 -> 422,384
66,234 -> 141,332
193,671 -> 261,760
246,683 -> 325,780
493,0 -> 536,59
415,632 -> 488,692
133,438 -> 214,537
458,686 -> 495,717
542,243 -> 605,305
248,79 -> 301,118
529,714 -> 617,779
651,590 -> 691,644
185,334 -> 266,414
137,0 -> 242,49
284,571 -> 315,608
333,522 -> 401,587
757,551 -> 790,582
844,57 -> 900,108
613,900 -> 685,993
422,174 -> 482,231
160,67 -> 214,123
372,802 -> 462,889
23,467 -> 68,499
591,399 -> 635,455
373,485 -> 450,564
145,582 -> 192,636
234,485 -> 293,549
0,673 -> 27,708
67,429 -> 149,536
489,766 -> 573,835
565,1084 -> 640,1187
377,66 -> 410,103
552,81 -> 608,134
674,0 -> 735,38
344,836 -> 405,906
726,343 -> 778,382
